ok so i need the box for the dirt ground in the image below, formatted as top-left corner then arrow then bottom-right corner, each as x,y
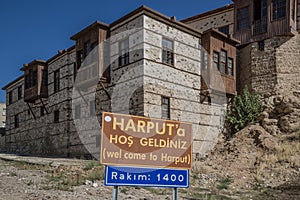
0,125 -> 299,200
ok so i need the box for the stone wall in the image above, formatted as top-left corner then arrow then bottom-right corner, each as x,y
1,50 -> 91,158
143,15 -> 226,158
0,103 -> 5,128
183,6 -> 234,35
1,10 -> 231,159
238,34 -> 300,97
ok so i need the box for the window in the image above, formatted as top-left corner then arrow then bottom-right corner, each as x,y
161,97 -> 170,119
218,25 -> 229,35
2,108 -> 6,116
272,0 -> 286,20
201,50 -> 209,70
162,38 -> 174,65
25,69 -> 38,89
32,70 -> 37,87
15,114 -> 19,128
8,91 -> 12,104
83,41 -> 91,58
254,0 -> 267,20
40,106 -> 45,117
228,58 -> 234,76
237,7 -> 250,30
75,104 -> 81,119
292,0 -> 296,21
77,50 -> 83,67
2,121 -> 5,128
54,69 -> 60,93
119,38 -> 129,66
42,70 -> 48,86
213,51 -> 219,70
220,50 -> 227,74
73,63 -> 77,80
258,40 -> 265,51
18,85 -> 22,100
90,101 -> 96,116
54,110 -> 59,123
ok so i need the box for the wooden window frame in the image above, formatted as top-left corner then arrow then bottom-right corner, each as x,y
218,25 -> 230,35
161,96 -> 170,120
8,91 -> 12,105
17,85 -> 22,100
42,70 -> 48,86
162,38 -> 174,66
237,6 -> 250,30
220,49 -> 227,74
213,51 -> 220,70
272,0 -> 286,20
54,69 -> 60,93
119,38 -> 130,67
227,57 -> 234,77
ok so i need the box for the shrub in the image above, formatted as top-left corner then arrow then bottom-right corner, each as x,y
226,86 -> 263,135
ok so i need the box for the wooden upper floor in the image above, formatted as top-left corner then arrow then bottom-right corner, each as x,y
21,60 -> 48,103
201,29 -> 239,96
233,0 -> 299,45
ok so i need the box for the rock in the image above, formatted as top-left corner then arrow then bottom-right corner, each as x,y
85,180 -> 92,185
92,182 -> 98,188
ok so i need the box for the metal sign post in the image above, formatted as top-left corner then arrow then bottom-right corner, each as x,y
101,112 -> 192,200
172,188 -> 178,200
112,186 -> 119,200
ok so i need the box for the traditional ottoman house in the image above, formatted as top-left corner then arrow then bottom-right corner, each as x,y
183,0 -> 300,133
1,6 -> 238,159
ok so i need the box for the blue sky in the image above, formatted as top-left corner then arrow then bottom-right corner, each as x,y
0,0 -> 232,103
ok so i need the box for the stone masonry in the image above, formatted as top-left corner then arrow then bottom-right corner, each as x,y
1,6 -> 233,159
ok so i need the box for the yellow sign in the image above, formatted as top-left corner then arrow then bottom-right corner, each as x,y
100,112 -> 192,169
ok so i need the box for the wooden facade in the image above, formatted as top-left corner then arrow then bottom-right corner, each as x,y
70,21 -> 110,89
201,29 -> 239,99
21,60 -> 48,103
233,0 -> 298,45
297,0 -> 300,30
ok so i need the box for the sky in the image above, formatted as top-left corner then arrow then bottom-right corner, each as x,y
0,0 -> 232,103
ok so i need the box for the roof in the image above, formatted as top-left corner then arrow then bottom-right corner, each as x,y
70,21 -> 109,40
110,5 -> 202,37
203,28 -> 240,45
181,4 -> 234,23
2,75 -> 24,90
47,45 -> 75,64
21,60 -> 47,71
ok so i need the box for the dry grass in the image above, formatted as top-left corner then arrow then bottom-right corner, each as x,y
254,131 -> 300,185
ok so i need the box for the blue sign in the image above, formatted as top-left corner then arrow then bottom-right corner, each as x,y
105,166 -> 189,188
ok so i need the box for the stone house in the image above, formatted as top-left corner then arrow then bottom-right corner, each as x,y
183,0 -> 300,133
1,6 -> 238,159
0,102 -> 6,128
183,0 -> 300,97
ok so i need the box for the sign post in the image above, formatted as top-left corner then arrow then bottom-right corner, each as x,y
112,186 -> 118,200
100,112 -> 192,199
